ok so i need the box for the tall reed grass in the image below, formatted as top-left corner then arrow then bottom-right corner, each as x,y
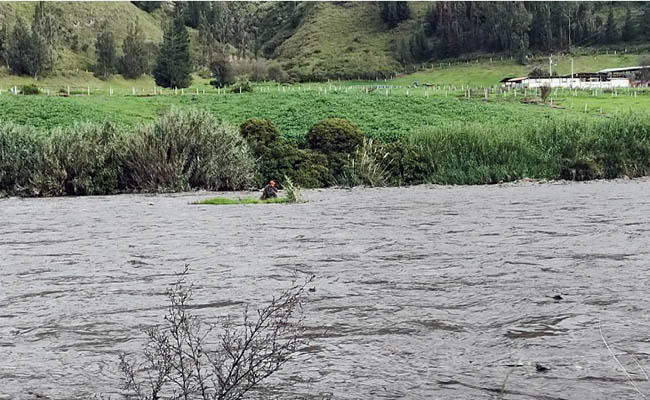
391,114 -> 650,185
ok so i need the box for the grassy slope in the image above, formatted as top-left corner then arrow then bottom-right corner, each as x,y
0,2 -> 163,70
390,53 -> 647,87
275,2 -> 401,79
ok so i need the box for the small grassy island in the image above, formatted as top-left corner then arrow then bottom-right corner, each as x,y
194,196 -> 294,205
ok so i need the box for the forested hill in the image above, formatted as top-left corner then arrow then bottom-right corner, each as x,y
0,1 -> 649,82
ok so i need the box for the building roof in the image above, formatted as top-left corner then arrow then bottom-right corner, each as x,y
598,66 -> 650,73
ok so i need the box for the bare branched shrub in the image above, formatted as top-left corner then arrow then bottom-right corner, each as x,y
119,267 -> 312,400
540,85 -> 552,103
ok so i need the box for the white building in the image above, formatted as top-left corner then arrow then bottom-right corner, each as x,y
501,75 -> 630,89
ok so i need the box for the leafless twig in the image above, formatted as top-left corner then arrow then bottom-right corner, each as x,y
119,265 -> 313,400
599,318 -> 647,400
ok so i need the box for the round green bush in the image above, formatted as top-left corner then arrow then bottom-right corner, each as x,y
306,118 -> 363,155
20,84 -> 40,95
240,118 -> 280,156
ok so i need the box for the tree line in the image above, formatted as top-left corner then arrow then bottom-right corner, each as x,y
395,2 -> 650,65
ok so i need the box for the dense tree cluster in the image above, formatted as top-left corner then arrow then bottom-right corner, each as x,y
5,2 -> 58,78
380,2 -> 410,29
400,2 -> 649,65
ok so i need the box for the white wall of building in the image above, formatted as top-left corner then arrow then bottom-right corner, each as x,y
504,77 -> 630,89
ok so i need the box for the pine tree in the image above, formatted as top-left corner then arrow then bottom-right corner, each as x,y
7,18 -> 36,76
153,15 -> 192,88
622,7 -> 637,42
605,9 -> 619,44
32,1 -> 57,75
94,30 -> 117,79
120,18 -> 148,79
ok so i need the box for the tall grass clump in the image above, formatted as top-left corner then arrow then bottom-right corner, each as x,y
338,138 -> 391,187
405,123 -> 544,185
120,108 -> 255,192
388,115 -> 650,185
283,174 -> 303,203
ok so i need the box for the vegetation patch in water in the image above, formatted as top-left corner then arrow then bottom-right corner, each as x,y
195,196 -> 293,205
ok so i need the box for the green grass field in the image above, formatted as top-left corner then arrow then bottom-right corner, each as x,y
1,51 -> 649,142
1,86 -> 648,141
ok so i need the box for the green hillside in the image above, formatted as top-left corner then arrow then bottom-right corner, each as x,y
0,2 -> 649,83
0,2 -> 163,70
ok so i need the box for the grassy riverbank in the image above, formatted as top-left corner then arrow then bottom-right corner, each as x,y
2,107 -> 650,197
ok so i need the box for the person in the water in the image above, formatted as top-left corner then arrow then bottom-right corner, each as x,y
260,180 -> 278,200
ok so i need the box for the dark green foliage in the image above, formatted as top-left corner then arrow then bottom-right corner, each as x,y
20,84 -> 40,95
7,18 -> 36,76
209,58 -> 235,88
0,109 -> 255,197
131,1 -> 162,13
31,1 -> 57,76
267,63 -> 290,83
154,15 -> 192,88
605,9 -> 619,44
239,119 -> 328,188
622,7 -> 637,42
380,2 -> 410,29
306,118 -> 364,181
230,80 -> 253,94
94,30 -> 118,79
240,118 -> 280,155
34,123 -> 122,196
120,18 -> 148,79
385,116 -> 650,186
642,5 -> 650,41
306,118 -> 364,155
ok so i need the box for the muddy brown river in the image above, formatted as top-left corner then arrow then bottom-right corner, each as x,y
2,181 -> 650,399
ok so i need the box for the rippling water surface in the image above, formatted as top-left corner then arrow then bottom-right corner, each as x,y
2,180 -> 650,399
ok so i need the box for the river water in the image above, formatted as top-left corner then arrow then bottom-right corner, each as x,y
2,180 -> 650,400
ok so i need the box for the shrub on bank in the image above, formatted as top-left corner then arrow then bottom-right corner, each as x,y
0,123 -> 43,196
121,108 -> 255,192
33,122 -> 122,196
240,118 -> 330,188
306,118 -> 364,182
20,84 -> 40,95
0,109 -> 255,197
